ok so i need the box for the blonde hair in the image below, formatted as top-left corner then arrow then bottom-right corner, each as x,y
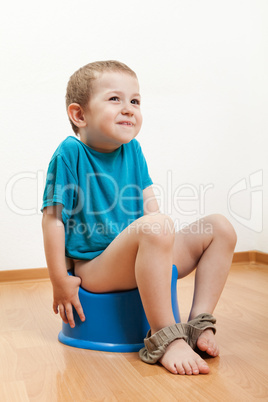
66,60 -> 137,134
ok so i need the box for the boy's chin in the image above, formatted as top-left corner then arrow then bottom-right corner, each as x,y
120,132 -> 139,143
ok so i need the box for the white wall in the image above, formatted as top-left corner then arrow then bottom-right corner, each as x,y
1,0 -> 267,270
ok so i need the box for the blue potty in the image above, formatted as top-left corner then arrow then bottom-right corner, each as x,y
58,264 -> 180,352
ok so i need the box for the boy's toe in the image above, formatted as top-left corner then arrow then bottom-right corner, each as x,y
182,361 -> 193,375
209,345 -> 219,357
197,337 -> 209,352
189,359 -> 199,375
196,357 -> 210,374
175,363 -> 185,375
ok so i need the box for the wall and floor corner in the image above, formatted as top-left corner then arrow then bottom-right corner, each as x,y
1,0 -> 267,271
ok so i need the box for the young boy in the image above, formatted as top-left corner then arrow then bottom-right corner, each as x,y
42,60 -> 237,375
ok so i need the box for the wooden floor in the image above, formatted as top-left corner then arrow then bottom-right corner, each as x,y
0,263 -> 267,402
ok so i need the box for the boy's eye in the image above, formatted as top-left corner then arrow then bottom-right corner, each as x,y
109,96 -> 119,101
131,99 -> 140,105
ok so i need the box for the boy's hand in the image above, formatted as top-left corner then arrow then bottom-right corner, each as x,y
52,275 -> 85,328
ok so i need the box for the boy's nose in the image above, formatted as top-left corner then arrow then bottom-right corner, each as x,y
121,105 -> 134,116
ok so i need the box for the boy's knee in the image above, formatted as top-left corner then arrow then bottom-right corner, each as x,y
138,213 -> 175,248
210,214 -> 237,248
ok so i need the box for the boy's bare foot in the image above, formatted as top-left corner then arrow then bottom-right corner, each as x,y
159,338 -> 210,375
196,328 -> 219,357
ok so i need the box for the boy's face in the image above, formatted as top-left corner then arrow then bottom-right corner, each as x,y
81,71 -> 142,153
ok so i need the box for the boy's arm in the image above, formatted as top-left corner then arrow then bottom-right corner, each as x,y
143,185 -> 160,215
42,205 -> 85,327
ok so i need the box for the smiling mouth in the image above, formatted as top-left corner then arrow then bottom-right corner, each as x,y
117,121 -> 134,126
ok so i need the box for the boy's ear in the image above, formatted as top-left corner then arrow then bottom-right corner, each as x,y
68,103 -> 87,129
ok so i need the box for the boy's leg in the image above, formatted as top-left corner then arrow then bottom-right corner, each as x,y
159,214 -> 236,374
169,214 -> 237,356
172,214 -> 237,318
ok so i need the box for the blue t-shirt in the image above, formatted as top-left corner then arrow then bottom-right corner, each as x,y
41,136 -> 153,260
